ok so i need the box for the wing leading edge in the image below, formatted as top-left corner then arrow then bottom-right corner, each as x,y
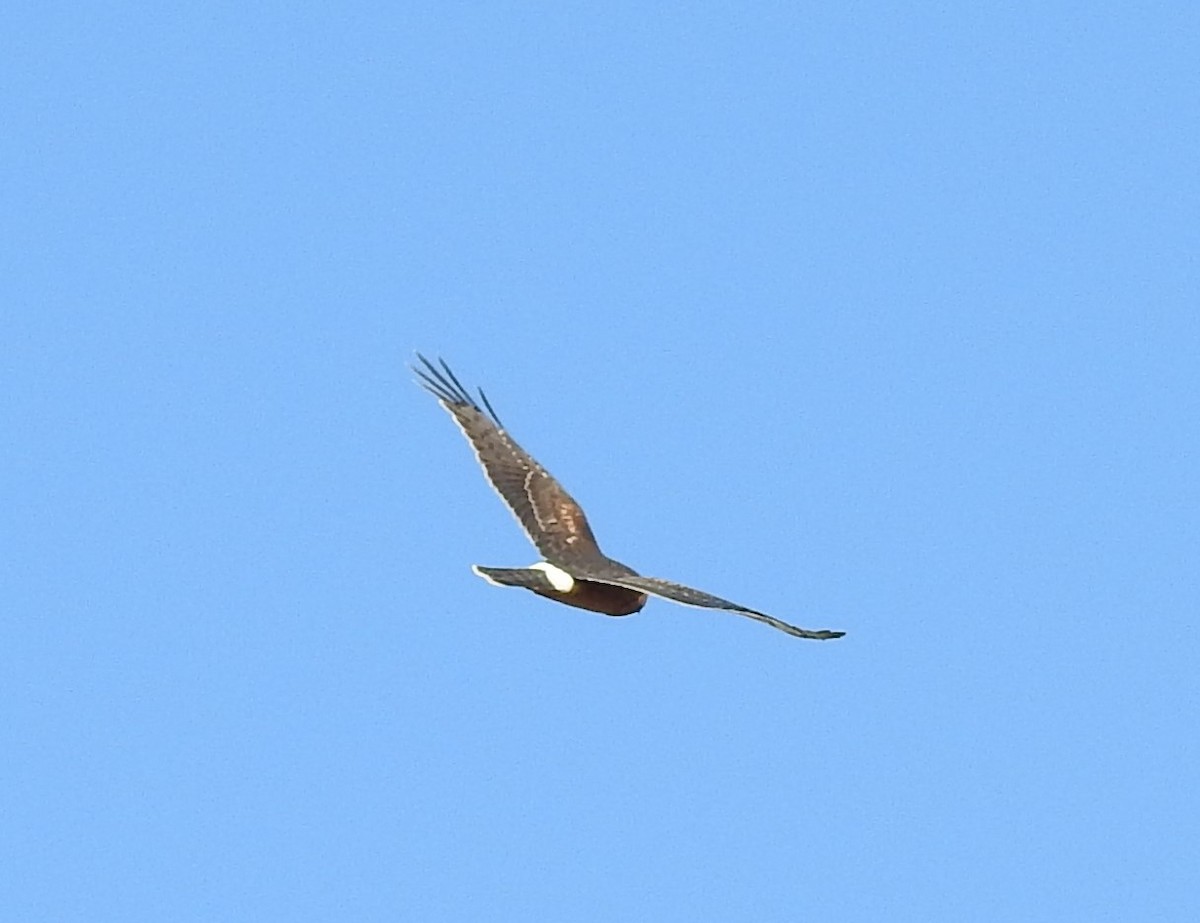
565,570 -> 845,640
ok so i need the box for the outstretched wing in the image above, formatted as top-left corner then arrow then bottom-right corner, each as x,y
412,354 -> 605,565
571,571 -> 845,640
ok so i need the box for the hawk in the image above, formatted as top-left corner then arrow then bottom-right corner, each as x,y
413,354 -> 845,641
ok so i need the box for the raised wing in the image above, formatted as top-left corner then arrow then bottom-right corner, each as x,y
413,354 -> 605,564
571,571 -> 845,640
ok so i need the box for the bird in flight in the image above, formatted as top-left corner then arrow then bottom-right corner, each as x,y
412,354 -> 845,641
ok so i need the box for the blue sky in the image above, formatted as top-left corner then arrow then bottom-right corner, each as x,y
3,3 -> 1197,920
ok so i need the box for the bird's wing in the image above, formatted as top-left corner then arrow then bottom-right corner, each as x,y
413,354 -> 604,564
571,571 -> 845,640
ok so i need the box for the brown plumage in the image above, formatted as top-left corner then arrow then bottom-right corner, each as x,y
413,354 -> 845,641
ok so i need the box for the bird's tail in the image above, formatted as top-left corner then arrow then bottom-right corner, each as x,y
470,565 -> 557,592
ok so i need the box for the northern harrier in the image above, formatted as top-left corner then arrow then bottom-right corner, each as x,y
413,354 -> 845,641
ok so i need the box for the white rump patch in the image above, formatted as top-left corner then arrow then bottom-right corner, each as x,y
529,561 -> 575,592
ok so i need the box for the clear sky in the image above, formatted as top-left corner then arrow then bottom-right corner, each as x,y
3,3 -> 1197,921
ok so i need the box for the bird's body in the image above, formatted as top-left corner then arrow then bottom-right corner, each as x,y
413,355 -> 845,641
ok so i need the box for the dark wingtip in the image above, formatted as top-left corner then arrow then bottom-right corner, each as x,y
437,357 -> 472,401
410,352 -> 464,406
410,354 -> 504,427
477,386 -> 504,429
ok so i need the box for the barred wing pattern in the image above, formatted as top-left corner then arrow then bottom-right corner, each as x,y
413,354 -> 605,565
574,572 -> 846,641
